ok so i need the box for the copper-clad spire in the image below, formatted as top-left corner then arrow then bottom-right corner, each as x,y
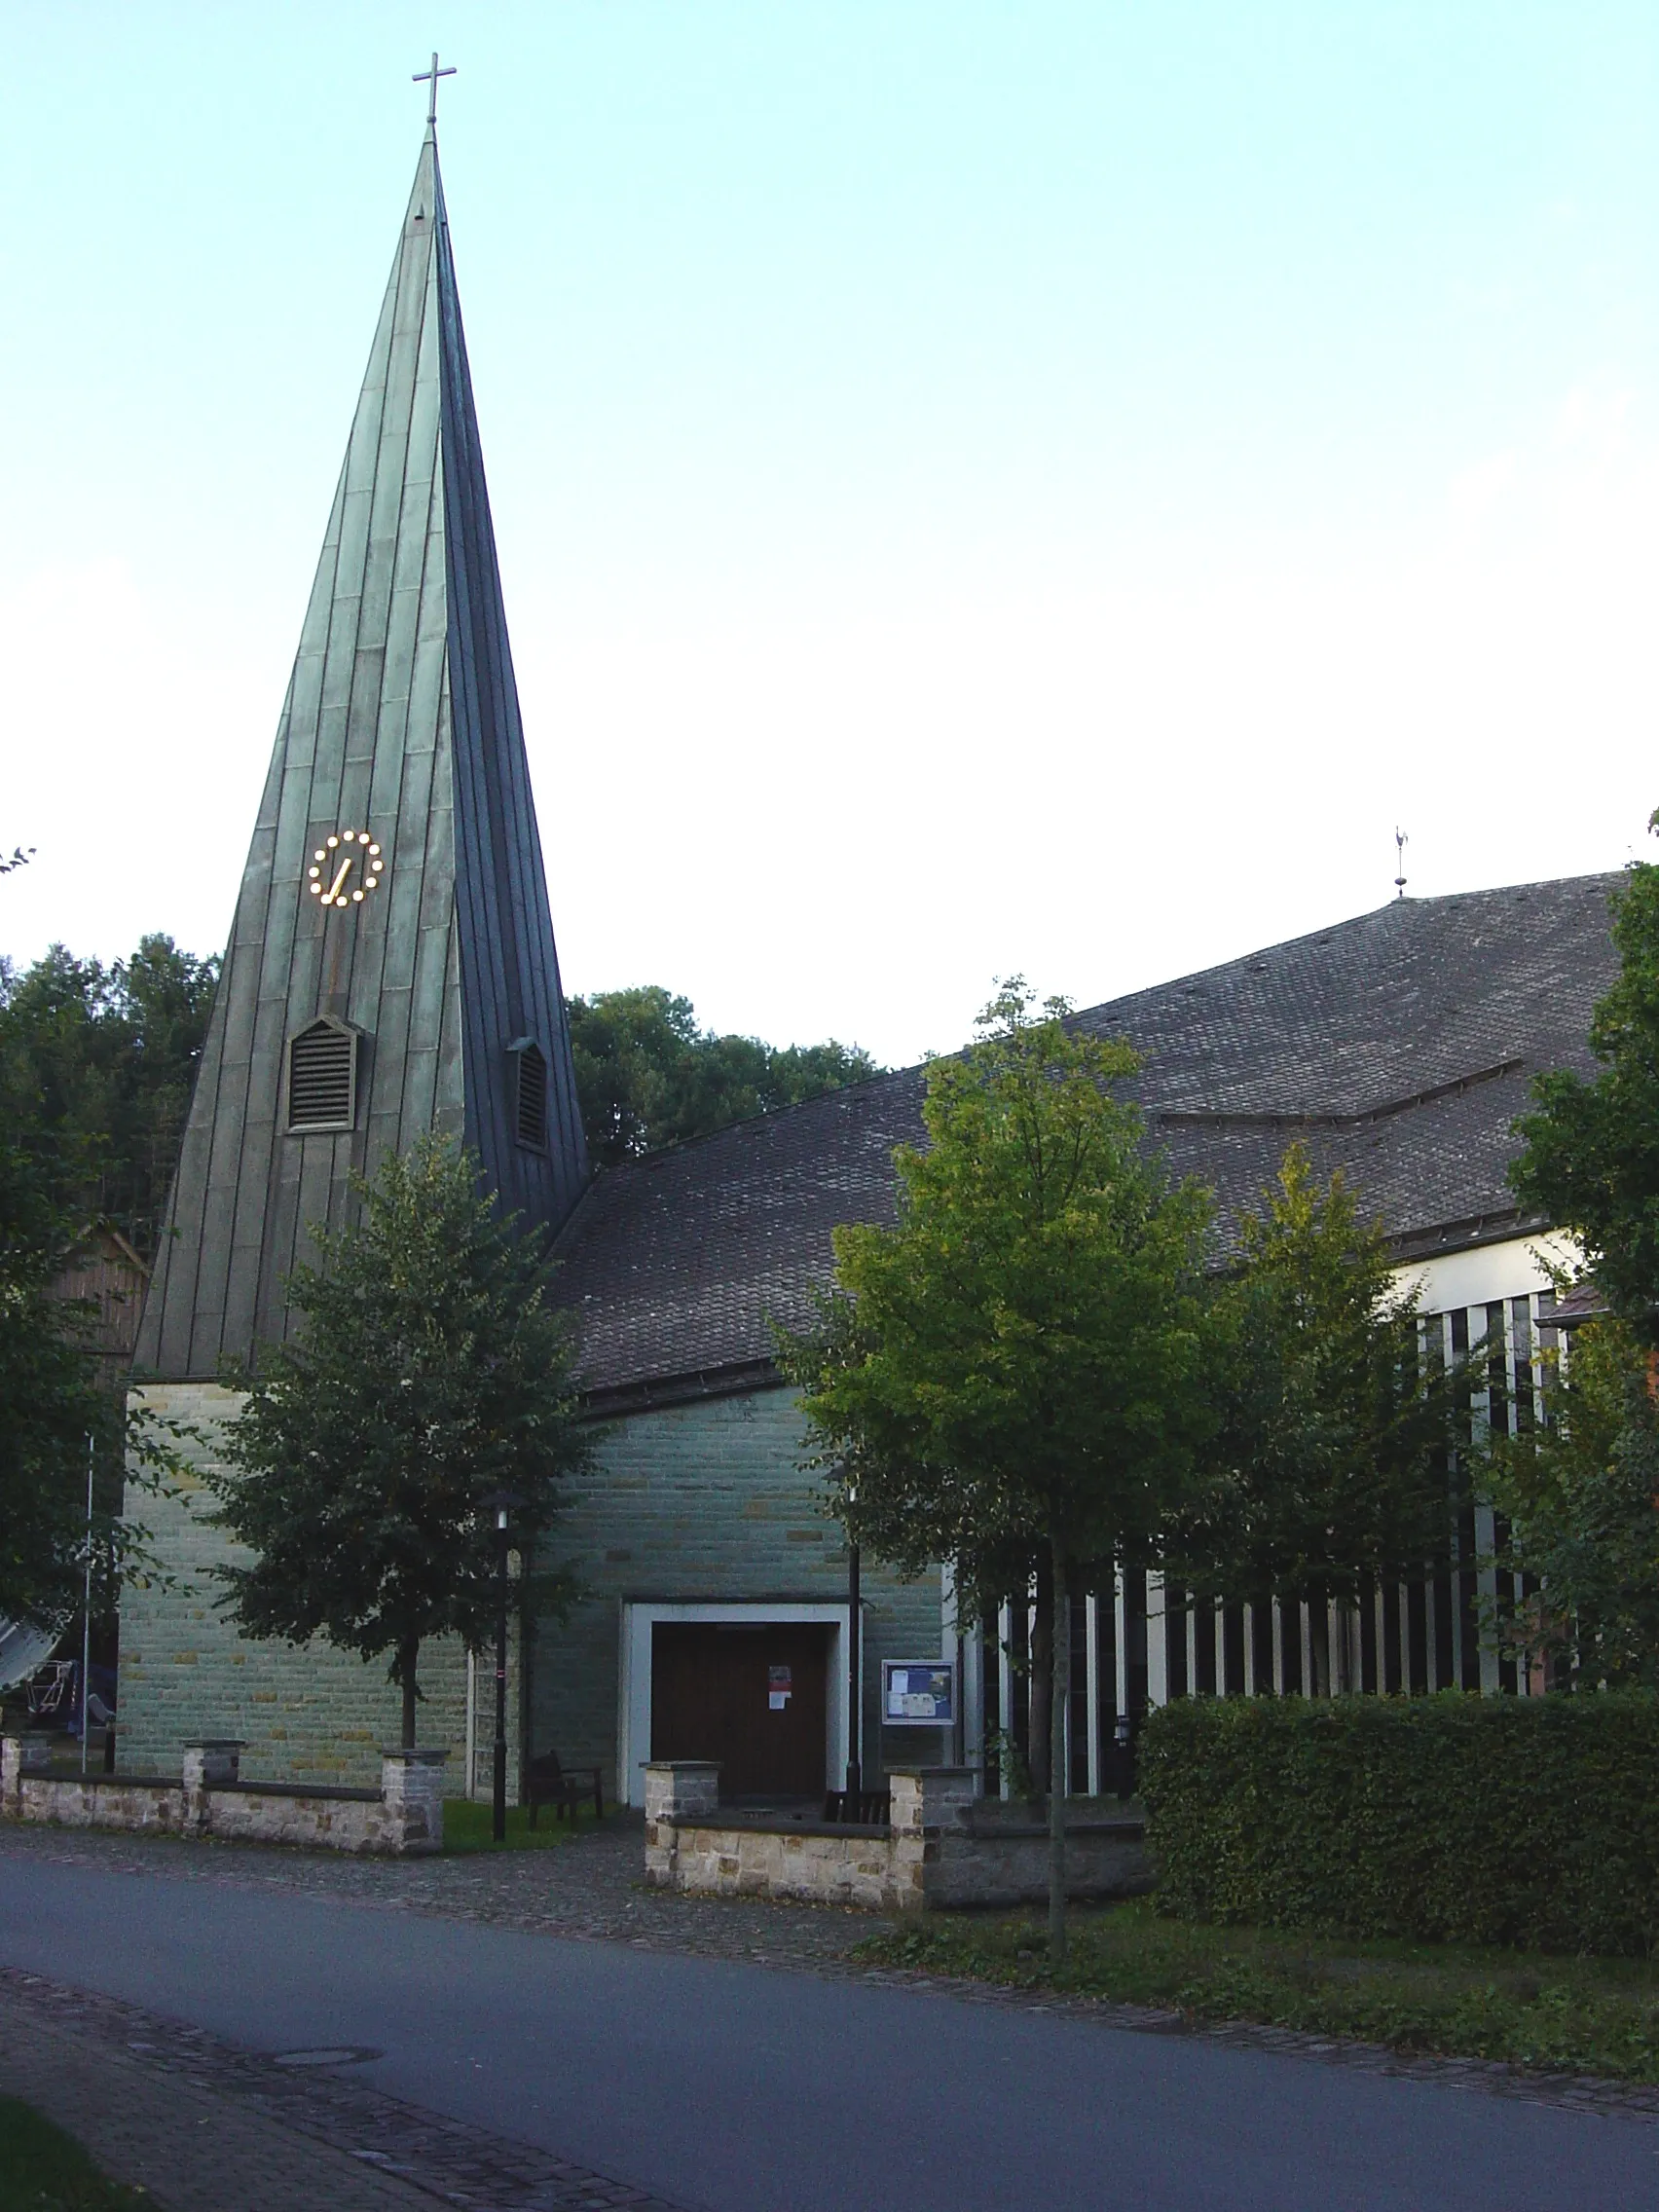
136,133 -> 586,1379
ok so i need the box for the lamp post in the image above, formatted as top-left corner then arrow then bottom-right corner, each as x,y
845,1482 -> 861,1802
479,1489 -> 522,1843
79,1436 -> 93,1779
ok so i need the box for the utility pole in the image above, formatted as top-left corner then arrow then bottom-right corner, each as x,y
79,1437 -> 93,1779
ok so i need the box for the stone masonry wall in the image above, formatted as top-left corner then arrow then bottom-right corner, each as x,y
121,1384 -> 467,1788
532,1386 -> 946,1798
2,1739 -> 445,1855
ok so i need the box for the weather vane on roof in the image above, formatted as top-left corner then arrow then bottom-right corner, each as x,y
1394,828 -> 1408,900
413,52 -> 457,129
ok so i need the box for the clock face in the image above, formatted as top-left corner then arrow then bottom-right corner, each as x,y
308,829 -> 386,909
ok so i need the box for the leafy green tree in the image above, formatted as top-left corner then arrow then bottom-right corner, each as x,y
1511,848 -> 1659,1341
0,1139 -> 177,1632
1172,1146 -> 1465,1684
0,936 -> 218,1259
208,1136 -> 591,1747
779,984 -> 1215,1957
569,984 -> 881,1166
1485,1316 -> 1659,1686
1505,841 -> 1659,1678
0,1138 -> 108,1629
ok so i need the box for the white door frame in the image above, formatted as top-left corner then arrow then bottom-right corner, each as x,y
619,1601 -> 850,1808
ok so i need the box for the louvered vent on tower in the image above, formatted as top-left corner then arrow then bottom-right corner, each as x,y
286,1018 -> 358,1132
509,1038 -> 548,1152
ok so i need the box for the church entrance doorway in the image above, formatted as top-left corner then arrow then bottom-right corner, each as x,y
650,1622 -> 831,1801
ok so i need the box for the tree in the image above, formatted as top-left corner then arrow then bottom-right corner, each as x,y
1505,840 -> 1659,1678
0,936 -> 218,1260
1171,1145 -> 1465,1684
779,984 -> 1215,1957
569,983 -> 881,1166
0,1137 -> 177,1632
1511,846 -> 1659,1341
0,1138 -> 110,1629
208,1136 -> 592,1748
1484,1315 -> 1659,1687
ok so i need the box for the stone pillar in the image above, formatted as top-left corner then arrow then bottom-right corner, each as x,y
887,1768 -> 975,1910
182,1739 -> 245,1787
181,1739 -> 245,1835
644,1761 -> 720,1823
381,1749 -> 448,1855
0,1736 -> 19,1813
642,1761 -> 719,1891
888,1769 -> 924,1835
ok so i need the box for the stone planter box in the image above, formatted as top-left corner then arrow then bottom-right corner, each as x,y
643,1763 -> 1152,1912
0,1736 -> 447,1856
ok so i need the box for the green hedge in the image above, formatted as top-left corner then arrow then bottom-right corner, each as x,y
1139,1692 -> 1659,1956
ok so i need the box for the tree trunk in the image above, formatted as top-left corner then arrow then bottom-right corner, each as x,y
1048,1540 -> 1070,1964
399,1637 -> 419,1751
1028,1551 -> 1053,1801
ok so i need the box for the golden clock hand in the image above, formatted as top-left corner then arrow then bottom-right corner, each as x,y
324,856 -> 354,903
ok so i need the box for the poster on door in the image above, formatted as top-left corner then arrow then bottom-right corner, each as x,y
768,1664 -> 793,1711
882,1660 -> 956,1725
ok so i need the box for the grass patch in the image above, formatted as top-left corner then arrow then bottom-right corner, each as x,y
0,2096 -> 158,2209
441,1798 -> 606,1854
854,1899 -> 1659,2082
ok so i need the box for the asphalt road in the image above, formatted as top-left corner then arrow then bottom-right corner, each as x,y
2,1854 -> 1654,2211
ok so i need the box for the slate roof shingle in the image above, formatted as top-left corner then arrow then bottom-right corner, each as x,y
553,873 -> 1621,1405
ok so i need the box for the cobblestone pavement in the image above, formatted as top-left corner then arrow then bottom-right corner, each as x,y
0,1815 -> 884,1969
4,1818 -> 1659,2131
0,1966 -> 692,2211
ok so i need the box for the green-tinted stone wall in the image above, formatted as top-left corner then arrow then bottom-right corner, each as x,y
530,1385 -> 947,1799
119,1384 -> 470,1787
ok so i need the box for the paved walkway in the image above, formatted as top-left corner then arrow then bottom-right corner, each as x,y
0,1966 -> 685,2211
5,1825 -> 1659,2210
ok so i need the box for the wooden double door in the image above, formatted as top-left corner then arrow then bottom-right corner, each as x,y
650,1622 -> 831,1801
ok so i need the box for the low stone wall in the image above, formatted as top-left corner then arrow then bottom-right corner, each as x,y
0,1736 -> 446,1856
929,1804 -> 1152,1908
642,1762 -> 1151,1912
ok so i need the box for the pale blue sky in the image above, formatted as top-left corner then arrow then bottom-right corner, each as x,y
5,3 -> 1657,1063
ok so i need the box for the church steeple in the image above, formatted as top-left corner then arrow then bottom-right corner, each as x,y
136,129 -> 588,1380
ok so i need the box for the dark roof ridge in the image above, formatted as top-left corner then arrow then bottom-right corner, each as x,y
1155,1054 -> 1527,1133
1072,869 -> 1622,1032
563,867 -> 1621,1212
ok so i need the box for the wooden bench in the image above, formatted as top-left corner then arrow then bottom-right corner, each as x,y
822,1788 -> 892,1826
526,1750 -> 604,1828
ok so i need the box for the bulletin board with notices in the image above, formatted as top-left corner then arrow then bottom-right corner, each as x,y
881,1660 -> 956,1726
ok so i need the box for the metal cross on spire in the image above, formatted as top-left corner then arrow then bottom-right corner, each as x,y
413,52 -> 457,128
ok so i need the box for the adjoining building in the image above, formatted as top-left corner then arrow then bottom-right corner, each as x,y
542,870 -> 1615,1802
118,123 -> 1621,1806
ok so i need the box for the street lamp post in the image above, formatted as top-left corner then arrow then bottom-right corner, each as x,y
493,1503 -> 509,1842
845,1480 -> 861,1803
479,1490 -> 522,1844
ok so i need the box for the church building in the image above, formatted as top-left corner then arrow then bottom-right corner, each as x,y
119,123 -> 1622,1807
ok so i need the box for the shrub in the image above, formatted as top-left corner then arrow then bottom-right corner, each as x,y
1140,1691 -> 1659,1957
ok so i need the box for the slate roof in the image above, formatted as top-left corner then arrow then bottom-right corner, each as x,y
553,872 -> 1621,1407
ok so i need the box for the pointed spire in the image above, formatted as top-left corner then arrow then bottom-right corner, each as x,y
136,134 -> 586,1379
